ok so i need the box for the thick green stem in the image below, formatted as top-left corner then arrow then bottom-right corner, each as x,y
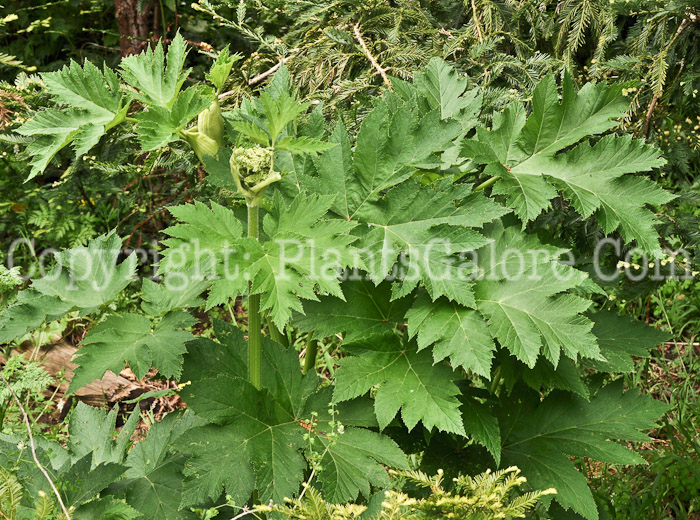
489,366 -> 502,395
473,175 -> 500,192
267,318 -> 288,347
303,333 -> 318,374
247,203 -> 262,390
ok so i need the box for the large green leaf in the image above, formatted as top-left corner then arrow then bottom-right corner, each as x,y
298,82 -> 470,220
42,60 -> 124,116
0,234 -> 135,343
353,179 -> 506,305
67,402 -> 139,466
515,73 -> 627,162
162,200 -> 244,267
499,382 -> 669,520
473,222 -> 600,367
31,232 -> 137,313
69,311 -> 195,392
176,324 -> 407,507
333,334 -> 465,435
588,310 -> 670,372
462,74 -> 671,253
403,221 -> 602,374
294,279 -> 412,342
16,61 -> 128,178
119,31 -> 189,108
161,200 -> 247,307
108,412 -> 203,520
163,193 -> 360,327
406,292 -> 494,378
243,192 -> 360,328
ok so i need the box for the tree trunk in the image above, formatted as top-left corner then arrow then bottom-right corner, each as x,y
114,0 -> 161,57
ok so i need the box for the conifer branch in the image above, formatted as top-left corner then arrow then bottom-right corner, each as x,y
352,24 -> 392,90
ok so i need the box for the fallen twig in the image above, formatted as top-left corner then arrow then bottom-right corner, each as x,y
0,371 -> 71,519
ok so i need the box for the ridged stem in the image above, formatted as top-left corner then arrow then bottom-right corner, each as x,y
303,333 -> 318,374
247,203 -> 262,390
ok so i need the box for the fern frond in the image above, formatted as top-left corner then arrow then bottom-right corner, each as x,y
0,469 -> 23,518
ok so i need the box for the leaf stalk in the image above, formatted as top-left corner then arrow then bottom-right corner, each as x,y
303,333 -> 318,374
473,175 -> 500,192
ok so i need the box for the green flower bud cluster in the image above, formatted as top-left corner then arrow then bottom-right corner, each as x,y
230,146 -> 280,205
182,99 -> 224,161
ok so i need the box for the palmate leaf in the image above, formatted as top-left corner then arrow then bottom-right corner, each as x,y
293,283 -> 468,436
300,92 -> 466,220
119,31 -> 189,108
294,279 -> 412,343
176,323 -> 407,507
16,61 -> 128,179
462,73 -> 672,253
333,334 -> 465,436
32,232 -> 137,312
162,193 -> 361,328
108,411 -> 203,520
473,222 -> 600,368
0,233 -> 135,343
406,292 -> 494,378
286,68 -> 505,305
499,382 -> 669,519
403,222 -> 602,374
42,60 -> 124,116
67,402 -> 140,466
0,435 -> 127,516
351,99 -> 462,216
587,310 -> 669,372
354,179 -> 507,306
69,311 -> 195,392
516,73 -> 626,161
162,200 -> 244,260
245,192 -> 360,328
542,136 -> 673,252
134,86 -> 212,150
161,200 -> 246,306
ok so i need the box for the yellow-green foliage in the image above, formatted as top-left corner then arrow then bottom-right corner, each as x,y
262,467 -> 555,520
0,469 -> 55,520
260,487 -> 367,519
